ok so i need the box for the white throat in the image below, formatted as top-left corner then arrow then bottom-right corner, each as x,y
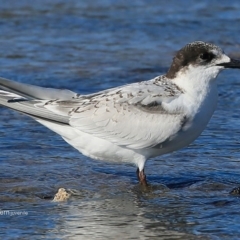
168,65 -> 220,118
173,64 -> 220,95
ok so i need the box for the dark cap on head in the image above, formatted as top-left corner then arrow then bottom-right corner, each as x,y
166,41 -> 221,79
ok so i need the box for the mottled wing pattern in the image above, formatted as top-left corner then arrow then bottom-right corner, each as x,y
44,77 -> 187,149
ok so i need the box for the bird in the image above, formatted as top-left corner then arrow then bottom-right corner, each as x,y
0,41 -> 240,186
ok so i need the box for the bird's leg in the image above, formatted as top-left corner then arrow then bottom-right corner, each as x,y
136,168 -> 148,186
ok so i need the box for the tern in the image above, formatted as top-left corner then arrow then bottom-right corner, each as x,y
0,41 -> 240,186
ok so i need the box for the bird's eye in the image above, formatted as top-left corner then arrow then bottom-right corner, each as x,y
199,52 -> 214,61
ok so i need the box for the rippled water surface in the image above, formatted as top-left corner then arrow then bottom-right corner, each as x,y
1,1 -> 240,239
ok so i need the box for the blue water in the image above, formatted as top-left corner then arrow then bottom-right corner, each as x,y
1,1 -> 240,239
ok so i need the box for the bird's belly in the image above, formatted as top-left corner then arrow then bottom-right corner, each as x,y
160,117 -> 209,154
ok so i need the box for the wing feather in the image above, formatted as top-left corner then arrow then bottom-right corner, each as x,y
43,78 -> 185,149
0,76 -> 186,149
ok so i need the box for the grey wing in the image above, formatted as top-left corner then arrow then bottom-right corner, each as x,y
0,76 -> 186,149
44,81 -> 186,149
0,77 -> 78,124
71,103 -> 185,149
0,77 -> 78,100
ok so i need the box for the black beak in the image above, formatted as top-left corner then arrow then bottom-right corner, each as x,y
217,58 -> 240,68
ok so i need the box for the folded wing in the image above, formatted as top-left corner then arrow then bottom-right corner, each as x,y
44,80 -> 186,149
0,77 -> 186,149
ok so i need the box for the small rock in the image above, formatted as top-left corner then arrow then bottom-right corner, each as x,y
52,188 -> 71,202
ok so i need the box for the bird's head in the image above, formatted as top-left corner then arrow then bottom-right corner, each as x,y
166,41 -> 240,83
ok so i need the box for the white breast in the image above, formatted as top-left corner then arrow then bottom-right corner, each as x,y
149,73 -> 219,156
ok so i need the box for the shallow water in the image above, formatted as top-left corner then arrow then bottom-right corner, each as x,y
1,0 -> 240,239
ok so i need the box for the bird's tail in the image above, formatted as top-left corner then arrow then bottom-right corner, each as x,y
0,77 -> 76,124
0,77 -> 77,100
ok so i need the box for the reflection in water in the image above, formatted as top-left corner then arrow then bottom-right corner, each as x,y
54,186 -> 200,239
0,0 -> 240,239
